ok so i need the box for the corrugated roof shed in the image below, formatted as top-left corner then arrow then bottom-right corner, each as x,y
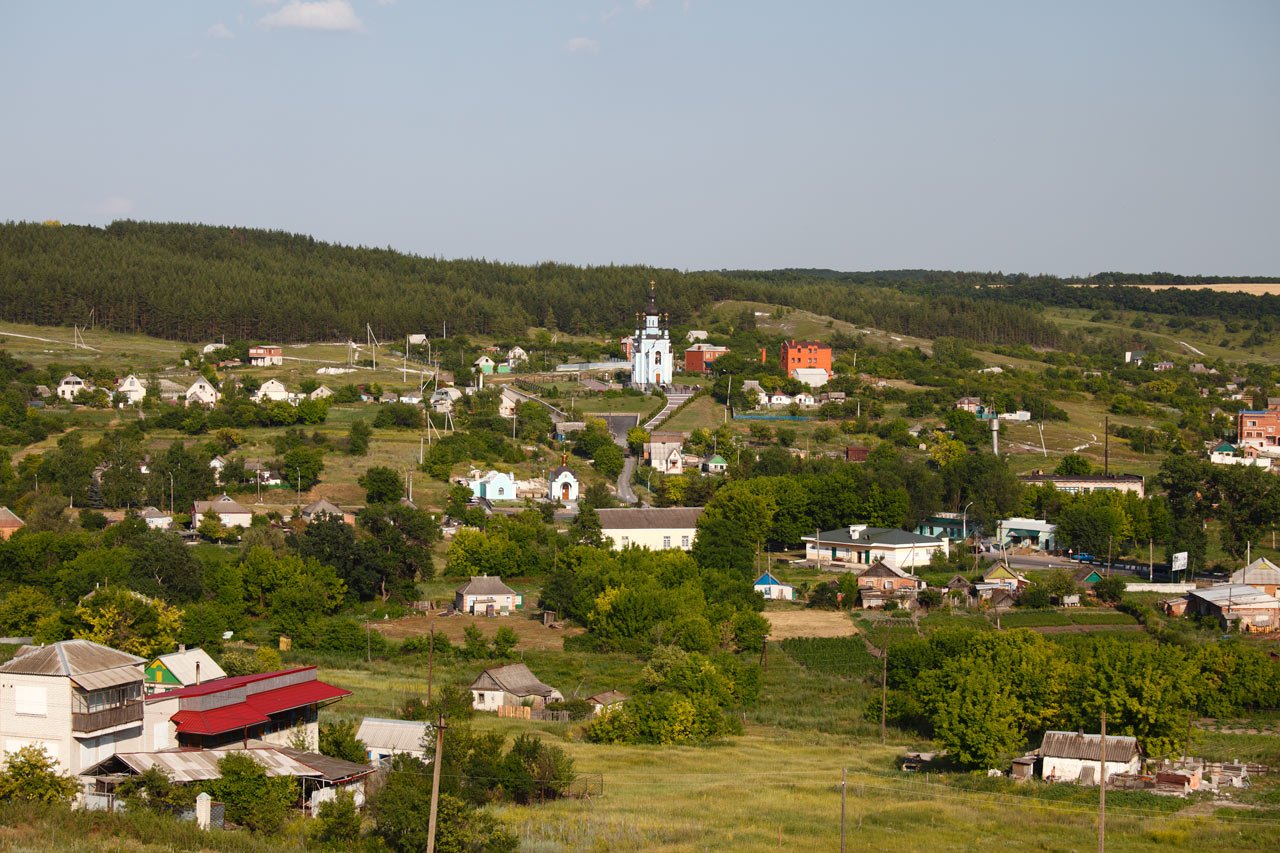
357,718 -> 431,754
1039,731 -> 1140,762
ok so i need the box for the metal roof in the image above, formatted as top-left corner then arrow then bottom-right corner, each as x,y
753,572 -> 792,588
596,507 -> 704,530
1231,558 -> 1280,587
805,526 -> 944,548
192,494 -> 251,516
456,576 -> 517,597
152,648 -> 226,686
1190,585 -> 1280,608
0,506 -> 24,528
356,718 -> 431,754
170,680 -> 351,736
1039,731 -> 1140,762
73,664 -> 146,691
111,743 -> 373,784
0,640 -> 145,677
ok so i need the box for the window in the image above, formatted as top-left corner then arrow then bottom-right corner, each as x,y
15,685 -> 47,716
662,536 -> 671,549
621,536 -> 629,546
681,536 -> 690,548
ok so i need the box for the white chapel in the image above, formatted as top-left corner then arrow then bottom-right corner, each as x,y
631,281 -> 673,389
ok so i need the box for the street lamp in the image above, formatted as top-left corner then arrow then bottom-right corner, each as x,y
962,501 -> 974,543
169,471 -> 175,516
296,467 -> 302,506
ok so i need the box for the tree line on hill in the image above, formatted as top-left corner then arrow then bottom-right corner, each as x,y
2,220 -> 1075,349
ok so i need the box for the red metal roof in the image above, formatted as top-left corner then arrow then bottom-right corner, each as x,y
147,666 -> 317,701
247,680 -> 350,716
169,679 -> 351,736
172,704 -> 269,735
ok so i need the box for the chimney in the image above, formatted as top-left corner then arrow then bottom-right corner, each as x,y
178,643 -> 185,653
195,661 -> 201,685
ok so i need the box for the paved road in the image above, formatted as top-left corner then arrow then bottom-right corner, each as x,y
643,390 -> 694,430
617,455 -> 638,504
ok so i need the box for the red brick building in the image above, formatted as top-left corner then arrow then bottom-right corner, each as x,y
684,344 -> 729,374
780,340 -> 832,374
1239,409 -> 1280,455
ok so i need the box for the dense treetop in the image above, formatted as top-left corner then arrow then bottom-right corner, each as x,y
19,220 -> 1276,347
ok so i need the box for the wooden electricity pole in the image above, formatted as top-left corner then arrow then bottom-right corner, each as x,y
426,627 -> 435,703
427,714 -> 446,853
840,766 -> 848,853
880,645 -> 888,745
1098,711 -> 1107,853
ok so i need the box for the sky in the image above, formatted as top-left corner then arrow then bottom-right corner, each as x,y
1,1 -> 1278,276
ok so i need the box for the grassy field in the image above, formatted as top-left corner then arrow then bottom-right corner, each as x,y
662,393 -> 727,432
303,641 -> 1280,852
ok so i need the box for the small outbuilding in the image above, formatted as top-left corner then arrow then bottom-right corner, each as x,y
753,571 -> 796,601
1038,731 -> 1142,785
586,690 -> 628,716
356,717 -> 431,766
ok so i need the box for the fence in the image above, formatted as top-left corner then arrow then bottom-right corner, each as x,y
563,773 -> 604,800
496,705 -> 572,723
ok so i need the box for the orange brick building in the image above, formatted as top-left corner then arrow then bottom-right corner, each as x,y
780,340 -> 832,374
684,344 -> 729,374
1239,409 -> 1280,455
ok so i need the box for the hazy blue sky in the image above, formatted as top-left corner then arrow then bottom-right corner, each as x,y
2,1 -> 1277,275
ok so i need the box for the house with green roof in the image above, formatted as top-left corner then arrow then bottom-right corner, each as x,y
802,525 -> 947,571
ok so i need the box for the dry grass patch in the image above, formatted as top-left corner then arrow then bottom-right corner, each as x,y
764,609 -> 856,639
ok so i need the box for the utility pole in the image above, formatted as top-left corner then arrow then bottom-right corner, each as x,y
880,644 -> 888,745
1103,416 -> 1110,477
427,714 -> 445,853
1098,711 -> 1107,853
840,766 -> 847,853
427,627 -> 435,703
759,636 -> 768,672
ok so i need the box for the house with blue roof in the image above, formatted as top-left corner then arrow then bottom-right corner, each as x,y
753,572 -> 795,601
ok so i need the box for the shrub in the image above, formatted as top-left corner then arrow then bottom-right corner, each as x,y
314,789 -> 362,845
0,745 -> 78,804
201,753 -> 297,834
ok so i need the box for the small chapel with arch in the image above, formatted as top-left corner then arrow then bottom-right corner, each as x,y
631,281 -> 673,390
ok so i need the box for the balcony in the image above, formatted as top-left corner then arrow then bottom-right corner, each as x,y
72,701 -> 143,733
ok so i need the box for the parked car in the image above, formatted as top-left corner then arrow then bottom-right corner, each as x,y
1070,553 -> 1095,564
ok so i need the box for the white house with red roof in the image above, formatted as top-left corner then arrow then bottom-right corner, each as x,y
143,666 -> 350,752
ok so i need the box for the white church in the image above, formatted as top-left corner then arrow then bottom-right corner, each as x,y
631,281 -> 673,390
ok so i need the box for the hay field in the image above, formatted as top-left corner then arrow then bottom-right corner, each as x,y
764,609 -> 857,639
